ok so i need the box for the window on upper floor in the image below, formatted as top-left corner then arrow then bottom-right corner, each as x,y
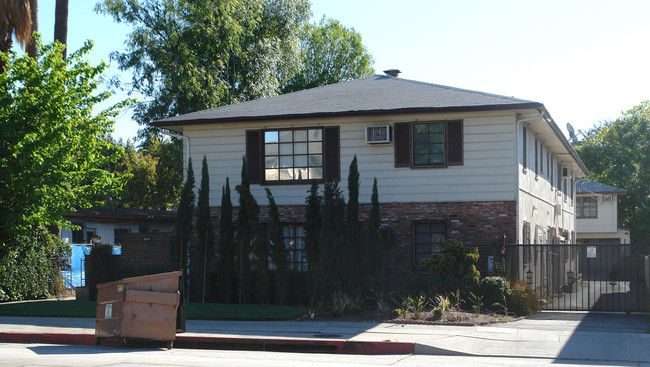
245,127 -> 340,184
394,120 -> 463,168
576,196 -> 598,218
71,222 -> 84,243
413,222 -> 446,264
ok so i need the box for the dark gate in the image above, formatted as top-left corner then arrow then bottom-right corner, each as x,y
503,244 -> 650,312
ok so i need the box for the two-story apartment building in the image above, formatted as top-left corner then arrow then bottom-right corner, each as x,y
575,179 -> 630,244
152,71 -> 587,289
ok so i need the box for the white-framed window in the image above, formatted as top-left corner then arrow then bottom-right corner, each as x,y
264,128 -> 323,182
413,222 -> 446,264
576,196 -> 598,218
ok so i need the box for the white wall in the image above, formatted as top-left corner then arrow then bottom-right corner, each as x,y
576,194 -> 618,233
61,221 -> 173,245
182,110 -> 519,207
517,119 -> 576,243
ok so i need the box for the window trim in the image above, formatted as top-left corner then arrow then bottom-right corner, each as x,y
394,120 -> 463,168
576,196 -> 598,218
247,126 -> 340,185
413,221 -> 447,265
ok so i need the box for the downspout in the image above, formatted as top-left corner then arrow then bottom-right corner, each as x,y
161,129 -> 191,179
515,112 -> 543,244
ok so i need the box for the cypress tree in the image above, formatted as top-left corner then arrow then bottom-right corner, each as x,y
317,177 -> 346,298
266,188 -> 289,304
303,181 -> 322,269
171,158 -> 195,272
197,155 -> 214,303
366,178 -> 384,291
171,157 -> 195,303
219,177 -> 234,303
344,155 -> 361,293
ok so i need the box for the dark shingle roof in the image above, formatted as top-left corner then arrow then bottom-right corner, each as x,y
67,208 -> 176,222
152,74 -> 541,126
576,179 -> 627,195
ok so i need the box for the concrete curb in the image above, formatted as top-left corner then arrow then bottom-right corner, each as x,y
0,331 -> 414,355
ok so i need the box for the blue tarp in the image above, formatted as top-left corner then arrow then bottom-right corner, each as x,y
62,245 -> 120,289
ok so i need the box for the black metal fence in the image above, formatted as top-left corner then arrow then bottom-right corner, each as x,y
502,244 -> 650,312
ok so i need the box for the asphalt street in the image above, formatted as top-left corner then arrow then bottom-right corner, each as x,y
2,342 -> 649,367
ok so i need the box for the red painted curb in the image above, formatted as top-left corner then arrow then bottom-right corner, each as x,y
0,332 -> 414,355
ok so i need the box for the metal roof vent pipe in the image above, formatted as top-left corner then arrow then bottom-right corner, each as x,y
383,69 -> 401,77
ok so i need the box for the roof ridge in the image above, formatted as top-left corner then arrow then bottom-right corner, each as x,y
389,76 -> 535,103
157,75 -> 381,122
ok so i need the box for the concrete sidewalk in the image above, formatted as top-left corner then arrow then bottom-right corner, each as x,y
0,313 -> 649,363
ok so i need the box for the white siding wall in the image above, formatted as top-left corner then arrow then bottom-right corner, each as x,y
61,221 -> 172,245
577,194 -> 618,233
517,121 -> 576,243
181,111 -> 519,207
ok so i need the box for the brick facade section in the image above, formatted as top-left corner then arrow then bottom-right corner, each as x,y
113,201 -> 516,294
117,232 -> 176,277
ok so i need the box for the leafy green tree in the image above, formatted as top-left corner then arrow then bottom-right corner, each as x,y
170,157 -> 194,273
575,101 -> 650,242
197,155 -> 214,303
219,177 -> 234,303
282,17 -> 374,93
265,188 -> 289,304
317,177 -> 345,298
343,155 -> 361,293
366,178 -> 383,292
95,0 -> 310,138
0,40 -> 127,300
111,141 -> 157,208
0,39 -> 127,242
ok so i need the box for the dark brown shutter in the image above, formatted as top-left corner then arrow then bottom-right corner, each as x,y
324,126 -> 340,181
447,120 -> 463,166
246,130 -> 261,184
394,122 -> 411,167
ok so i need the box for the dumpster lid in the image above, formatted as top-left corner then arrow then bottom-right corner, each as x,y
96,271 -> 183,289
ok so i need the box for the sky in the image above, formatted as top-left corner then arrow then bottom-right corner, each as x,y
30,0 -> 650,142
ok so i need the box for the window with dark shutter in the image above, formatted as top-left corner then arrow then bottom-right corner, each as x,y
447,120 -> 463,166
395,120 -> 463,168
246,126 -> 340,184
324,126 -> 340,181
394,122 -> 411,167
246,130 -> 262,184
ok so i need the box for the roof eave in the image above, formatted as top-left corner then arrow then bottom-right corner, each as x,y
150,102 -> 545,128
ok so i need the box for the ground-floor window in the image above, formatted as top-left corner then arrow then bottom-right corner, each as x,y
268,224 -> 307,272
413,222 -> 446,264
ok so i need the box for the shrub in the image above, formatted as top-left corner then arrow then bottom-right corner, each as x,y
508,280 -> 540,316
0,228 -> 67,302
417,239 -> 480,294
479,276 -> 511,311
85,244 -> 119,301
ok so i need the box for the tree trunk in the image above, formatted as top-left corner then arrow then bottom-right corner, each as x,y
54,0 -> 68,59
25,0 -> 38,59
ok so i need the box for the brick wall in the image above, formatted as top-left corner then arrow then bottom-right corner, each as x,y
202,201 -> 516,292
115,201 -> 516,295
117,232 -> 176,277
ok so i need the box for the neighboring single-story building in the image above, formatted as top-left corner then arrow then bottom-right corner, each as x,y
151,70 -> 588,290
575,179 -> 630,244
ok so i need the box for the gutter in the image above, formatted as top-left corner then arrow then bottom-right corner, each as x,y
160,129 -> 191,177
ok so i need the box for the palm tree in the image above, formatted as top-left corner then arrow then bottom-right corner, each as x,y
0,0 -> 32,55
54,0 -> 67,59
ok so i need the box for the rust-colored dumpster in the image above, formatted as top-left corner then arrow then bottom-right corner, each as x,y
95,271 -> 182,348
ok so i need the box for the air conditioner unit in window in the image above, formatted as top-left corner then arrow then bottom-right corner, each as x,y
365,125 -> 392,144
601,195 -> 613,203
